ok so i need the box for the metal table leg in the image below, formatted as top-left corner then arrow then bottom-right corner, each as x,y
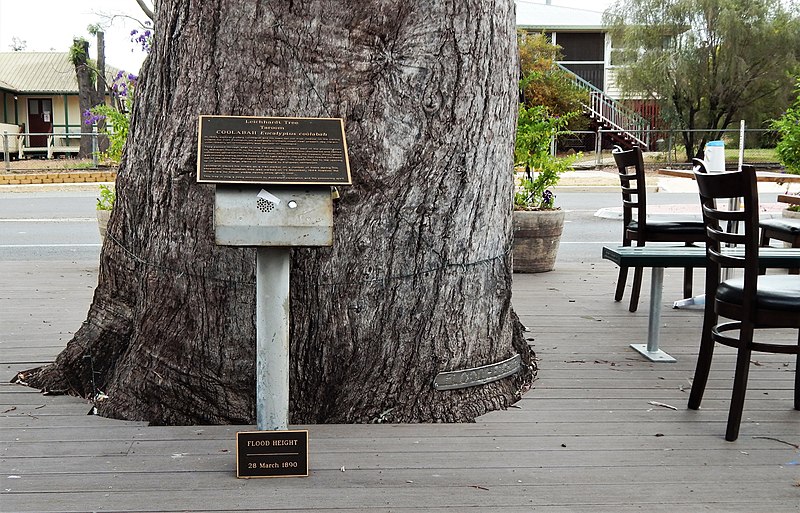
630,267 -> 677,363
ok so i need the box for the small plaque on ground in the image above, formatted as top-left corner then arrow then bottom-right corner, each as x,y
236,430 -> 309,478
197,115 -> 352,185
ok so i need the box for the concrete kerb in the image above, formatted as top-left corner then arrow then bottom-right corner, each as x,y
0,181 -> 114,193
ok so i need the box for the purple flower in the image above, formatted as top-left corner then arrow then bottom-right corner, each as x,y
83,109 -> 106,125
542,189 -> 555,207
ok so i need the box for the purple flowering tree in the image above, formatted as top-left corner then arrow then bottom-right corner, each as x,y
86,71 -> 138,163
20,0 -> 534,425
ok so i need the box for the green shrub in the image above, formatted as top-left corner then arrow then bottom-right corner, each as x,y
514,105 -> 579,210
771,79 -> 800,175
96,184 -> 115,210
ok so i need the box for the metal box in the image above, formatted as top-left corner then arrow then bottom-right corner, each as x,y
214,185 -> 333,246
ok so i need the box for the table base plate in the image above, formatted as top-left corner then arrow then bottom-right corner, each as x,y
630,343 -> 677,363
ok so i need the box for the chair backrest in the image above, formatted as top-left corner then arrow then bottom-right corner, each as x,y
693,163 -> 760,301
612,145 -> 646,237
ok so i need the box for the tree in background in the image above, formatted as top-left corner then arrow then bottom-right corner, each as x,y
518,32 -> 587,125
69,26 -> 109,157
19,0 -> 534,425
83,17 -> 152,165
69,37 -> 98,158
772,79 -> 800,175
514,32 -> 584,209
605,0 -> 800,161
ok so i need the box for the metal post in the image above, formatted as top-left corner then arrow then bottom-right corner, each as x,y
92,127 -> 99,168
595,129 -> 602,167
630,267 -> 677,363
255,246 -> 290,431
667,132 -> 673,167
3,131 -> 9,172
646,267 -> 664,353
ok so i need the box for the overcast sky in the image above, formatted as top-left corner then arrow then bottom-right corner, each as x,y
0,1 -> 151,72
522,0 -> 614,11
0,0 -> 614,74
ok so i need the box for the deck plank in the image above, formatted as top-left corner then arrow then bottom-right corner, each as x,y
1,258 -> 798,512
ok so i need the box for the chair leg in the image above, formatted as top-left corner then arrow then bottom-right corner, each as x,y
793,237 -> 800,274
759,231 -> 769,275
688,302 -> 717,410
615,266 -> 629,302
682,242 -> 694,298
628,266 -> 643,312
682,267 -> 693,299
795,330 -> 800,411
725,326 -> 754,442
788,235 -> 799,274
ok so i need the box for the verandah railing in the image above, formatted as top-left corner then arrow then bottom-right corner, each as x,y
556,63 -> 651,149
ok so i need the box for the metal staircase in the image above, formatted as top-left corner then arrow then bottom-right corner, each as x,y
556,63 -> 651,149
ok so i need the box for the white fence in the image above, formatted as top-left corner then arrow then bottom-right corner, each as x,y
2,130 -> 102,171
558,128 -> 781,169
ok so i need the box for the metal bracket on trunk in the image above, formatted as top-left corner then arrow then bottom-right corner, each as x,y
433,353 -> 522,391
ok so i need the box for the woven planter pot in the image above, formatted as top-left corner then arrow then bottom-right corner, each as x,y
96,209 -> 111,241
512,209 -> 565,273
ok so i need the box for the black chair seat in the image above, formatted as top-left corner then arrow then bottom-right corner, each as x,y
759,218 -> 800,234
717,276 -> 800,311
629,219 -> 706,236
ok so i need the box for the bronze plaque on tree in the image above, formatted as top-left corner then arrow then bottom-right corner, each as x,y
197,115 -> 352,185
236,430 -> 309,478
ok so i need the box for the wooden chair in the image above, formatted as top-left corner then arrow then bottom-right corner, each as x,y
688,164 -> 800,441
759,218 -> 800,274
612,146 -> 706,312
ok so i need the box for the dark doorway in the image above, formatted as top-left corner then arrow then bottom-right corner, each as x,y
556,32 -> 605,90
27,98 -> 53,147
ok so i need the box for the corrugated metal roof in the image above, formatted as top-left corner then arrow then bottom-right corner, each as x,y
516,1 -> 606,31
0,52 -> 120,94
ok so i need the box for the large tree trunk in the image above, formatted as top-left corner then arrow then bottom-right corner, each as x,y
19,0 -> 535,425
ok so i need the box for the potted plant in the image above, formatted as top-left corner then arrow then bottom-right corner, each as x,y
96,184 -> 115,241
512,104 -> 577,273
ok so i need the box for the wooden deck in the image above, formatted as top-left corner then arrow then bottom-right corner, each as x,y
2,258 -> 798,512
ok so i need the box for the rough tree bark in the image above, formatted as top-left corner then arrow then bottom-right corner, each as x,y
19,0 -> 535,425
93,30 -> 110,154
73,32 -> 109,157
72,38 -> 95,158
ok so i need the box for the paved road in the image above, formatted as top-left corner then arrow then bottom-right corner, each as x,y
556,191 -> 713,264
0,187 -> 645,265
0,185 -> 787,265
0,189 -> 101,261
